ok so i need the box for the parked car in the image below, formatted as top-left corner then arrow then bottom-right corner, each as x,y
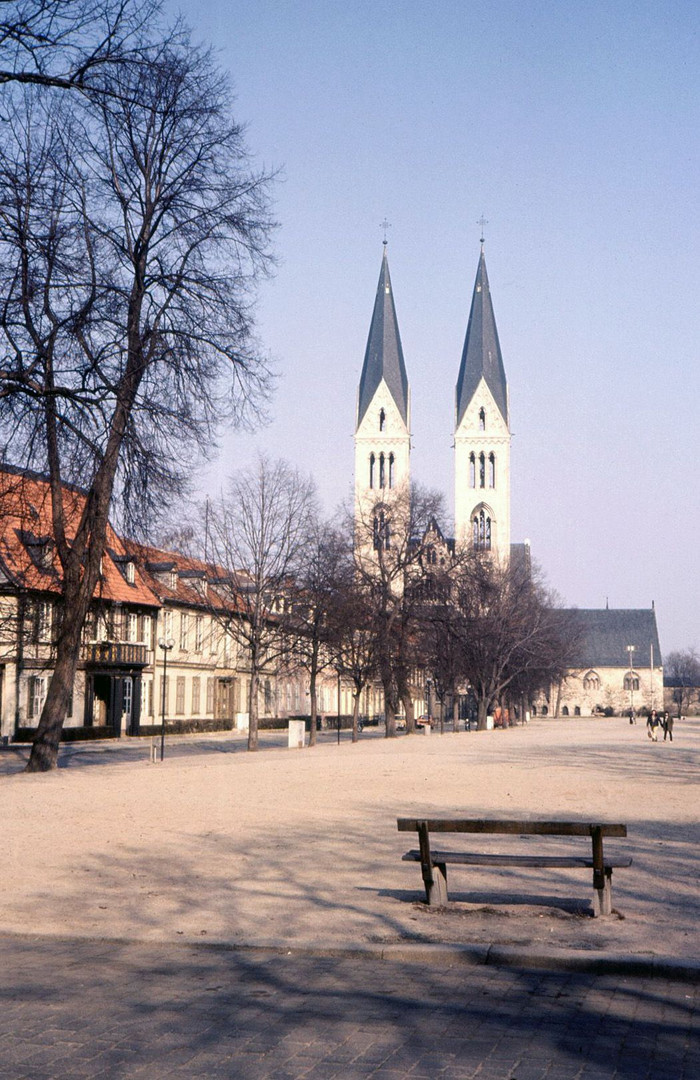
415,714 -> 435,728
395,717 -> 406,731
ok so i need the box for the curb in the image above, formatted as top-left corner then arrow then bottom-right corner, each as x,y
6,931 -> 700,982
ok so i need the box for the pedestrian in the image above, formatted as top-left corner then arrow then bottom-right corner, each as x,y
663,712 -> 674,742
629,707 -> 636,725
647,710 -> 661,741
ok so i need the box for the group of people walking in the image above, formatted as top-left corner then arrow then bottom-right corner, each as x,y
646,710 -> 674,742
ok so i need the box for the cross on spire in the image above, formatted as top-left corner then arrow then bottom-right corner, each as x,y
380,217 -> 391,246
477,215 -> 488,246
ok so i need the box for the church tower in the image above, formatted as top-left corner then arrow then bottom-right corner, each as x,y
454,246 -> 511,560
354,244 -> 410,544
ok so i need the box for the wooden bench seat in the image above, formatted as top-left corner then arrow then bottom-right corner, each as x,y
397,818 -> 631,916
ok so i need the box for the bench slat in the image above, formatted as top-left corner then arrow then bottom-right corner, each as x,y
397,818 -> 627,837
402,850 -> 632,869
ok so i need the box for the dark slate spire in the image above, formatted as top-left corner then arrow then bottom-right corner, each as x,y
357,247 -> 409,428
455,249 -> 508,427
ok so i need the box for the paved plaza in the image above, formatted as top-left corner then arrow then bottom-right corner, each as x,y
2,717 -> 699,1077
2,935 -> 699,1079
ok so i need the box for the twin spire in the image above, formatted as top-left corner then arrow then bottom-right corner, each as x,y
356,243 -> 507,434
356,246 -> 409,428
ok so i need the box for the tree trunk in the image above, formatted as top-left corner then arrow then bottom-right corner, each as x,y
352,689 -> 361,743
248,668 -> 259,750
308,672 -> 318,748
25,618 -> 82,772
476,697 -> 489,731
400,686 -> 414,734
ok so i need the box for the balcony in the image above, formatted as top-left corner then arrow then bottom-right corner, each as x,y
82,641 -> 149,668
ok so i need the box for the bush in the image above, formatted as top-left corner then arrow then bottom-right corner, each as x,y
13,725 -> 119,743
136,716 -> 234,737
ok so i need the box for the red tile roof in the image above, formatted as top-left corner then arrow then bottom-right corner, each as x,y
0,468 -> 160,608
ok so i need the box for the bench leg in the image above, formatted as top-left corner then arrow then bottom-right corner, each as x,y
426,862 -> 448,906
593,867 -> 613,917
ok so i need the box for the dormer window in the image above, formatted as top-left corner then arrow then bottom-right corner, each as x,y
23,533 -> 53,571
379,408 -> 386,432
169,570 -> 177,590
126,561 -> 135,585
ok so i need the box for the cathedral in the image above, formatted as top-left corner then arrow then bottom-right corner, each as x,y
354,238 -> 512,561
353,240 -> 664,720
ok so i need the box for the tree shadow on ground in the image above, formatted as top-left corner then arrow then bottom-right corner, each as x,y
0,935 -> 697,1079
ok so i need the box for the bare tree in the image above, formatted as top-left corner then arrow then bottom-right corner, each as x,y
288,523 -> 350,747
353,483 -> 444,736
0,0 -> 162,96
0,22 -> 275,770
450,555 -> 578,730
664,648 -> 700,719
205,456 -> 318,751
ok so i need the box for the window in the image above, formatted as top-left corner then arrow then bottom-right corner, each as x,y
583,671 -> 600,691
176,676 -> 186,714
127,613 -> 138,643
379,452 -> 385,488
472,508 -> 492,551
479,452 -> 486,488
388,453 -> 394,488
192,677 -> 201,715
488,453 -> 495,488
35,601 -> 53,643
379,408 -> 385,431
180,613 -> 189,651
206,677 -> 214,714
28,675 -> 47,719
125,561 -> 135,585
169,569 -> 178,590
164,610 -> 173,641
624,673 -> 640,692
369,453 -> 375,489
479,407 -> 486,431
562,706 -> 569,716
160,675 -> 170,717
373,510 -> 390,551
195,616 -> 203,653
143,615 -> 152,649
469,453 -> 475,488
147,678 -> 154,717
574,706 -> 581,716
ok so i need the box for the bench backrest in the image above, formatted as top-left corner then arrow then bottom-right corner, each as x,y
397,818 -> 627,837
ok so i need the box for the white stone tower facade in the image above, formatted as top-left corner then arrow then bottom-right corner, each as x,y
454,248 -> 511,561
354,245 -> 411,544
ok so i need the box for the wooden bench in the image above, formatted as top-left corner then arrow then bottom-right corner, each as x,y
397,818 -> 631,916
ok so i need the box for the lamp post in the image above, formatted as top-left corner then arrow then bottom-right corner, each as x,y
158,637 -> 175,760
626,645 -> 636,722
337,670 -> 342,745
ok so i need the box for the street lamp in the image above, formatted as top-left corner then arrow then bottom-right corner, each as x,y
158,636 -> 175,760
626,645 -> 636,722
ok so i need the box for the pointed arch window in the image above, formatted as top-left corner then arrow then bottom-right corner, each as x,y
623,673 -> 640,692
488,453 -> 495,488
583,671 -> 600,691
373,510 -> 391,551
379,408 -> 386,432
379,452 -> 386,488
479,452 -> 486,488
472,508 -> 492,551
388,453 -> 395,488
369,453 -> 375,489
479,407 -> 486,431
469,453 -> 475,488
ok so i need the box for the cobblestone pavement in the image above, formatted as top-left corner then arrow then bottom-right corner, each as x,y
1,936 -> 698,1079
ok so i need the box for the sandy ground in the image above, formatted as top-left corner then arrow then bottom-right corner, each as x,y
2,717 -> 698,959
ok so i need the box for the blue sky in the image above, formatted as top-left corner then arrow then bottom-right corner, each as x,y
169,0 -> 700,654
